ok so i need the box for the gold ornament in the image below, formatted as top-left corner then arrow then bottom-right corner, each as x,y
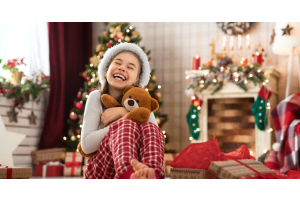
193,101 -> 199,107
98,51 -> 105,57
131,30 -> 140,38
148,83 -> 155,91
156,117 -> 161,125
78,115 -> 83,124
156,92 -> 162,99
110,26 -> 123,38
82,92 -> 88,100
152,75 -> 156,81
124,36 -> 131,42
103,31 -> 109,38
96,44 -> 102,52
90,55 -> 100,67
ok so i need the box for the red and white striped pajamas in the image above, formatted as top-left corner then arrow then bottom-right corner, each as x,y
84,119 -> 165,179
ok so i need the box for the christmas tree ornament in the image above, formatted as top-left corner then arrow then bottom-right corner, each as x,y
89,55 -> 100,67
28,110 -> 37,125
82,72 -> 89,81
98,51 -> 105,57
186,95 -> 203,140
0,116 -> 25,167
131,30 -> 140,38
251,86 -> 272,130
124,36 -> 131,42
7,106 -> 18,123
106,42 -> 112,48
152,75 -> 156,81
109,25 -> 122,38
103,31 -> 109,38
76,129 -> 81,135
71,135 -> 76,141
82,92 -> 88,100
76,102 -> 83,110
148,83 -> 155,91
156,117 -> 161,125
281,24 -> 293,36
96,44 -> 102,52
68,130 -> 74,137
69,112 -> 78,120
77,92 -> 82,99
154,92 -> 162,99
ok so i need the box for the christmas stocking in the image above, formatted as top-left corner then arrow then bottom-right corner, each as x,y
252,86 -> 272,131
186,95 -> 203,140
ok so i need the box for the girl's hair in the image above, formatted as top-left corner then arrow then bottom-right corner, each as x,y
98,50 -> 143,110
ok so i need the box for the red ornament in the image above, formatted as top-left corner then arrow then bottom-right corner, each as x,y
76,102 -> 83,110
122,32 -> 125,36
106,42 -> 112,47
76,129 -> 81,135
82,72 -> 89,81
114,36 -> 119,42
77,93 -> 82,99
69,112 -> 78,120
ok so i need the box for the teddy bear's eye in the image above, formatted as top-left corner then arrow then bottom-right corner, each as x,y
136,100 -> 139,103
129,95 -> 132,98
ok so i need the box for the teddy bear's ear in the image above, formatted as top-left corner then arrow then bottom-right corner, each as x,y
151,98 -> 159,112
123,85 -> 134,95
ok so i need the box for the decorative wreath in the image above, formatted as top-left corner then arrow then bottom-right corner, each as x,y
216,22 -> 254,35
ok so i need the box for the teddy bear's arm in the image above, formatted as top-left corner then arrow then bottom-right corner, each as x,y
101,94 -> 121,108
126,107 -> 151,125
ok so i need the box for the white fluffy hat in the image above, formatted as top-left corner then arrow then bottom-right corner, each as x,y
98,42 -> 151,88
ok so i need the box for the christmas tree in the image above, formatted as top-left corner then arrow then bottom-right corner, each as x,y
65,22 -> 168,152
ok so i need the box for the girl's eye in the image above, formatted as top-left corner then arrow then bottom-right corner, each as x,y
115,62 -> 121,65
129,95 -> 132,98
136,100 -> 139,103
128,67 -> 133,70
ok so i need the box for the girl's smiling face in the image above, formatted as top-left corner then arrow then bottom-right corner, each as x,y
105,52 -> 141,91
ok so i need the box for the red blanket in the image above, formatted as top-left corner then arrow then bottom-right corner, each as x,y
270,92 -> 300,174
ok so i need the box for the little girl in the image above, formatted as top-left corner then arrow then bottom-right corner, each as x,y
81,42 -> 165,179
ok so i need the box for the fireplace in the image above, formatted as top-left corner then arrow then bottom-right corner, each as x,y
186,66 -> 280,159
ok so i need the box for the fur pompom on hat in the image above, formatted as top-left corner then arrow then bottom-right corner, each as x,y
98,42 -> 151,88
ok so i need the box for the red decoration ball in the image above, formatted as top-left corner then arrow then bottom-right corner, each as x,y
114,36 -> 119,42
76,129 -> 81,135
77,93 -> 82,99
76,102 -> 83,110
106,42 -> 112,47
69,112 -> 78,120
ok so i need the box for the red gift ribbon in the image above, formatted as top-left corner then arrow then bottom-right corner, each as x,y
234,159 -> 282,179
0,164 -> 12,179
64,153 -> 82,176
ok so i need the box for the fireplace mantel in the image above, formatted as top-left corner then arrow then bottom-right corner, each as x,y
185,66 -> 281,158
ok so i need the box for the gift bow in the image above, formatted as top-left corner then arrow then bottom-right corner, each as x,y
0,164 -> 12,179
234,160 -> 283,179
64,152 -> 82,176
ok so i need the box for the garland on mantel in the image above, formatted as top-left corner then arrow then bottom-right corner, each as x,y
186,63 -> 266,95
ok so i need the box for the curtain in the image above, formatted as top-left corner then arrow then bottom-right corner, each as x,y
38,22 -> 92,149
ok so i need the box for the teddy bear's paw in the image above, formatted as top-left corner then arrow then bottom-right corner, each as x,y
101,94 -> 121,108
126,107 -> 150,125
77,142 -> 97,158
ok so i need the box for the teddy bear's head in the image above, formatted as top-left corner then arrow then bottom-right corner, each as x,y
122,85 -> 159,112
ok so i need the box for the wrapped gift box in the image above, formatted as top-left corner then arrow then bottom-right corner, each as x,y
164,153 -> 178,177
0,164 -> 32,179
209,159 -> 279,179
35,162 -> 64,177
32,148 -> 66,165
170,168 -> 216,179
63,152 -> 83,177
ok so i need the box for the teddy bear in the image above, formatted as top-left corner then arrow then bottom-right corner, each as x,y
77,85 -> 159,158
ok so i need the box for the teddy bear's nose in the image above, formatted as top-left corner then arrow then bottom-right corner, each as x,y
128,99 -> 134,106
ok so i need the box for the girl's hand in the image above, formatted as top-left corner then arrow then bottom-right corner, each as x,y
101,107 -> 128,126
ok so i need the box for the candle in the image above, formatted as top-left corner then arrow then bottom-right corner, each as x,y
222,36 -> 226,51
229,36 -> 234,50
246,35 -> 250,49
253,52 -> 263,65
238,35 -> 242,50
192,55 -> 201,70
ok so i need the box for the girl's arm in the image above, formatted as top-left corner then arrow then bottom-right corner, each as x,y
81,90 -> 109,154
148,112 -> 159,126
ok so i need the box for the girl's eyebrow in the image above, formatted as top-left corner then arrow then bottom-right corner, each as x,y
114,58 -> 136,68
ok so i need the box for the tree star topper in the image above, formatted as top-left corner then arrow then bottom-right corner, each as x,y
281,24 -> 293,36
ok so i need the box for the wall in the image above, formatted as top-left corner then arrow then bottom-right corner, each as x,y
93,22 -> 300,152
